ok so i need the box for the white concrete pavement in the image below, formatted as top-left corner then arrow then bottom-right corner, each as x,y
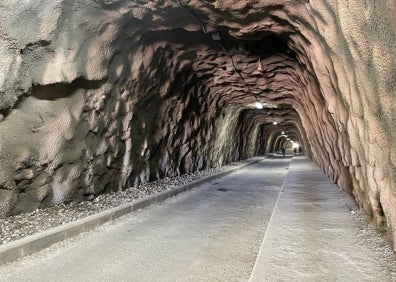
249,156 -> 396,282
0,156 -> 395,281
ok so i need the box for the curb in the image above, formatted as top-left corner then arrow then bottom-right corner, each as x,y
0,156 -> 267,265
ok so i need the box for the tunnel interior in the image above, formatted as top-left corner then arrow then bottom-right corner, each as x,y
0,1 -> 395,247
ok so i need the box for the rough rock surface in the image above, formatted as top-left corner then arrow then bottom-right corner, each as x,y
0,1 -> 395,246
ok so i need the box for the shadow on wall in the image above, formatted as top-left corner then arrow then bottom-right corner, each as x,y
32,78 -> 103,100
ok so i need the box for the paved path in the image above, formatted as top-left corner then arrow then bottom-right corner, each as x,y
0,156 -> 395,281
249,156 -> 396,282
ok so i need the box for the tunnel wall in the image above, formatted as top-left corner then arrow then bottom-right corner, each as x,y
0,1 -> 395,246
0,0 -> 257,214
299,1 -> 396,236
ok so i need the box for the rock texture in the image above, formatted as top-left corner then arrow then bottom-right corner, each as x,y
0,1 -> 395,246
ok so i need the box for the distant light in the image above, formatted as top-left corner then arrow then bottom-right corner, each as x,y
281,131 -> 285,134
257,57 -> 263,72
273,121 -> 279,125
261,103 -> 278,109
253,101 -> 263,109
247,102 -> 277,109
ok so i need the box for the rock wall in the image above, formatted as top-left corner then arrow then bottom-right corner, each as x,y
0,1 -> 395,246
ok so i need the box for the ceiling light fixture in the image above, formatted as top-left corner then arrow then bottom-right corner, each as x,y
261,102 -> 278,109
253,101 -> 263,109
257,57 -> 263,72
272,114 -> 279,125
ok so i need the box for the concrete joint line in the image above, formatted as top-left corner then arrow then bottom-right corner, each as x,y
248,158 -> 292,282
0,156 -> 268,265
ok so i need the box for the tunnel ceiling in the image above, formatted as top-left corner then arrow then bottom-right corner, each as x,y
127,1 -> 312,181
130,1 -> 313,148
0,1 -> 395,247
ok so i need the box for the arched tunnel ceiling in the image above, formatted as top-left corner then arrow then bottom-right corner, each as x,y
0,0 -> 395,247
128,1 -> 319,150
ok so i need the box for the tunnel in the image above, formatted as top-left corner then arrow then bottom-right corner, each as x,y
0,1 -> 395,249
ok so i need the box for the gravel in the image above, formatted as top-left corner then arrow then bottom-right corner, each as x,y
0,164 -> 241,246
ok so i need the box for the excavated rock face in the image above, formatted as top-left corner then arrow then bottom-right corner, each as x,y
0,1 -> 395,245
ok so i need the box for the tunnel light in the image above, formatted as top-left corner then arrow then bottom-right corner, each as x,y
271,114 -> 279,125
253,101 -> 263,109
261,102 -> 278,109
246,100 -> 277,110
257,57 -> 263,72
292,142 -> 300,149
281,131 -> 285,135
247,101 -> 264,109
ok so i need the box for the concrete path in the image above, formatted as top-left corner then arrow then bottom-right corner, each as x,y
249,156 -> 396,282
0,156 -> 395,281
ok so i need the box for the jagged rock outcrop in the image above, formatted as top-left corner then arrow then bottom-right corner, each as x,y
0,1 -> 395,246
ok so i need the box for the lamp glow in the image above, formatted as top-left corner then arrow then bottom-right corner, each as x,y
257,57 -> 263,72
292,142 -> 300,149
253,101 -> 263,109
